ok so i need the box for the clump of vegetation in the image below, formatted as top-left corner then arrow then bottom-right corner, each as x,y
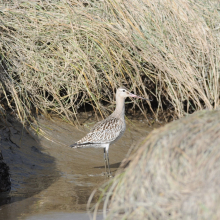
90,110 -> 220,220
0,0 -> 219,123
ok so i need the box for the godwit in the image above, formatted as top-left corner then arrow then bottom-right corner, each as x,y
70,87 -> 150,176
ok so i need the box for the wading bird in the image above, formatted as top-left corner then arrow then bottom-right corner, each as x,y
70,87 -> 150,177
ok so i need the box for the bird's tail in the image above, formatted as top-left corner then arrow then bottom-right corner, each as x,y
69,143 -> 80,148
69,142 -> 95,148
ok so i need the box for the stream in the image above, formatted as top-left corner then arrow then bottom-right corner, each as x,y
0,114 -> 161,220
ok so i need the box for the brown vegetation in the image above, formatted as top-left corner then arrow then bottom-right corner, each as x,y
90,110 -> 220,220
0,0 -> 219,123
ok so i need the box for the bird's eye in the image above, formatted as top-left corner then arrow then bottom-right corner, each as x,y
122,90 -> 125,92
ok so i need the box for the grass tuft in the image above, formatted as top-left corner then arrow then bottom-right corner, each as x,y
0,0 -> 219,123
90,110 -> 220,220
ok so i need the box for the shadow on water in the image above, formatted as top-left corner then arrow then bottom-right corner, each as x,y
94,162 -> 121,169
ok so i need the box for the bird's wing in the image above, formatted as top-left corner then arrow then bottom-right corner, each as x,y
76,118 -> 124,145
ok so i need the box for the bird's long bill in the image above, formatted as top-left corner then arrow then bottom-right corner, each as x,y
129,93 -> 151,101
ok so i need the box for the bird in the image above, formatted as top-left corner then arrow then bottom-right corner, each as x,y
70,87 -> 150,177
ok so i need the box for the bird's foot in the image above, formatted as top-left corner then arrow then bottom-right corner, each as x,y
101,172 -> 108,176
108,173 -> 113,178
101,172 -> 113,178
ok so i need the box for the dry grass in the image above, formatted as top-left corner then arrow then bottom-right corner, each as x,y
0,0 -> 219,123
90,110 -> 220,220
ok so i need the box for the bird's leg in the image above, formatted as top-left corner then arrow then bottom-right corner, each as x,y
106,149 -> 112,177
103,148 -> 107,175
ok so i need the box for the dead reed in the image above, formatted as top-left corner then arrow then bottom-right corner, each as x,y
0,0 -> 219,122
90,110 -> 220,220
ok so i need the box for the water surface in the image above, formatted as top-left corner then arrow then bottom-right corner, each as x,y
0,114 -> 161,219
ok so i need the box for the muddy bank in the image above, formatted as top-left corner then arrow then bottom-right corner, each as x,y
0,114 -> 160,220
0,117 -> 59,219
0,150 -> 11,193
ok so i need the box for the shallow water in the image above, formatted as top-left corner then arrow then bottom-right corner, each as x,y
0,114 -> 161,220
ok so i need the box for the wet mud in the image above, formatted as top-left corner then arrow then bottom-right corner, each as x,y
0,114 -> 162,220
0,150 -> 11,193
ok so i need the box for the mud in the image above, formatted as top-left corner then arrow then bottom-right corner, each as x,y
0,114 -> 162,220
0,150 -> 11,192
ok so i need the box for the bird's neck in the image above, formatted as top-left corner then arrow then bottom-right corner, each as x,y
112,96 -> 125,119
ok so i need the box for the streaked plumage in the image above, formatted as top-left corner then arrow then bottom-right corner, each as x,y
70,87 -> 150,176
72,117 -> 125,146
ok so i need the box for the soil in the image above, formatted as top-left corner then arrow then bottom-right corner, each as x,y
0,150 -> 11,193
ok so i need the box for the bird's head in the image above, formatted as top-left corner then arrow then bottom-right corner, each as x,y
116,87 -> 150,101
